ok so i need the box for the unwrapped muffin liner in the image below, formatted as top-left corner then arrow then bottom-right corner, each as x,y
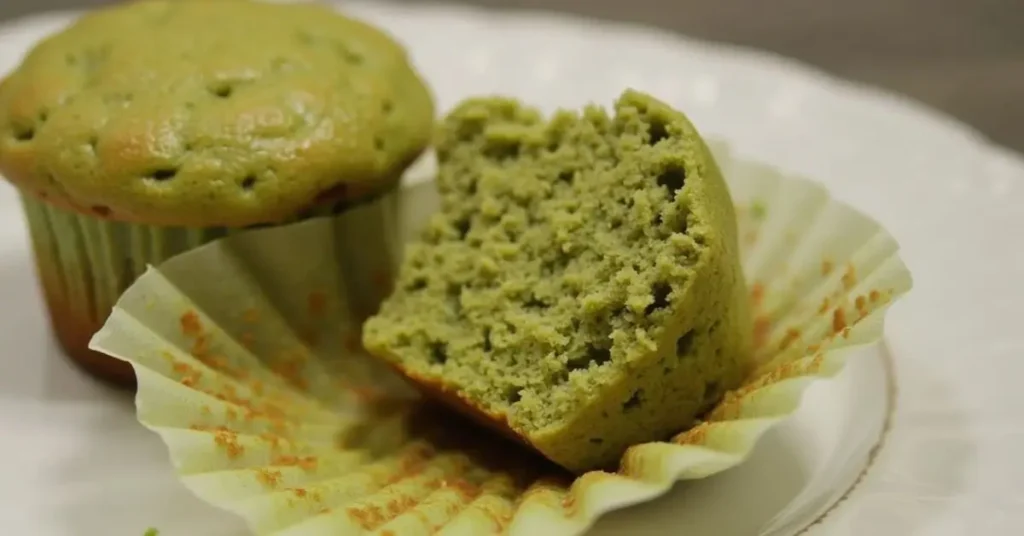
19,187 -> 400,383
89,145 -> 911,535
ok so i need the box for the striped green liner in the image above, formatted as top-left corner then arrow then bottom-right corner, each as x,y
19,183 -> 402,384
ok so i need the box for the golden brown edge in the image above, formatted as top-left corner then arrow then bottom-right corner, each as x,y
379,356 -> 540,452
5,170 -> 404,228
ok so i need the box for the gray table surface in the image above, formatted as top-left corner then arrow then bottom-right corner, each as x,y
3,0 -> 1022,152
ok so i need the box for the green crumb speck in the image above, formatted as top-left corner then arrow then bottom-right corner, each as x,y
751,200 -> 767,220
143,529 -> 159,536
364,89 -> 753,473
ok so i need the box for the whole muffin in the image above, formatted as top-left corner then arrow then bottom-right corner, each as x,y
0,0 -> 434,386
364,90 -> 752,473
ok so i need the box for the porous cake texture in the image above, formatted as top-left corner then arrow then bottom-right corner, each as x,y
364,90 -> 752,473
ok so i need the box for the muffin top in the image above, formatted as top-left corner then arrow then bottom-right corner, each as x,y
0,0 -> 434,227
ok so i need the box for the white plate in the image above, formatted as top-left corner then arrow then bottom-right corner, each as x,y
0,2 -> 1020,535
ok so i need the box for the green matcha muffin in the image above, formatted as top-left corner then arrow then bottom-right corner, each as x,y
0,0 -> 434,386
363,90 -> 752,473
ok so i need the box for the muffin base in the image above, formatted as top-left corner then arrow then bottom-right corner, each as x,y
19,183 -> 399,388
46,291 -> 136,387
21,195 -> 229,387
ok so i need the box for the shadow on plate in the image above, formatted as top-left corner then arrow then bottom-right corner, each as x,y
0,247 -> 247,534
0,251 -> 126,405
42,403 -> 248,536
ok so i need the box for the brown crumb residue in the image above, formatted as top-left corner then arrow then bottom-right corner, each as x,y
269,358 -> 309,392
520,480 -> 566,510
266,346 -> 312,391
673,421 -> 710,445
869,290 -> 882,303
240,332 -> 255,349
707,391 -> 745,420
347,494 -> 419,531
255,468 -> 283,489
832,308 -> 848,334
242,308 -> 260,323
471,502 -> 514,533
841,263 -> 857,290
195,351 -> 241,380
753,315 -> 771,350
821,259 -> 834,276
854,295 -> 869,318
778,328 -> 801,351
737,363 -> 793,398
272,454 -> 319,472
562,472 -> 609,513
617,445 -> 644,475
396,444 -> 436,478
180,310 -> 203,337
288,487 -> 322,503
440,477 -> 480,501
259,432 -> 284,452
308,291 -> 328,317
211,428 -> 244,459
191,334 -> 210,359
411,509 -> 434,530
818,297 -> 831,314
171,359 -> 201,387
183,324 -> 236,380
561,493 -> 577,513
720,354 -> 827,417
440,500 -> 465,520
750,282 -> 765,308
249,379 -> 266,397
210,383 -> 288,428
269,421 -> 290,437
347,505 -> 381,529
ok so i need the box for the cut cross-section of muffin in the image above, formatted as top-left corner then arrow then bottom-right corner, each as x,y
363,89 -> 753,473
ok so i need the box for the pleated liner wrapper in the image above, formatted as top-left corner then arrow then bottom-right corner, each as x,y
89,144 -> 912,536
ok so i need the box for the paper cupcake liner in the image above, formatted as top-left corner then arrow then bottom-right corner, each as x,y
20,185 -> 401,385
89,145 -> 911,535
